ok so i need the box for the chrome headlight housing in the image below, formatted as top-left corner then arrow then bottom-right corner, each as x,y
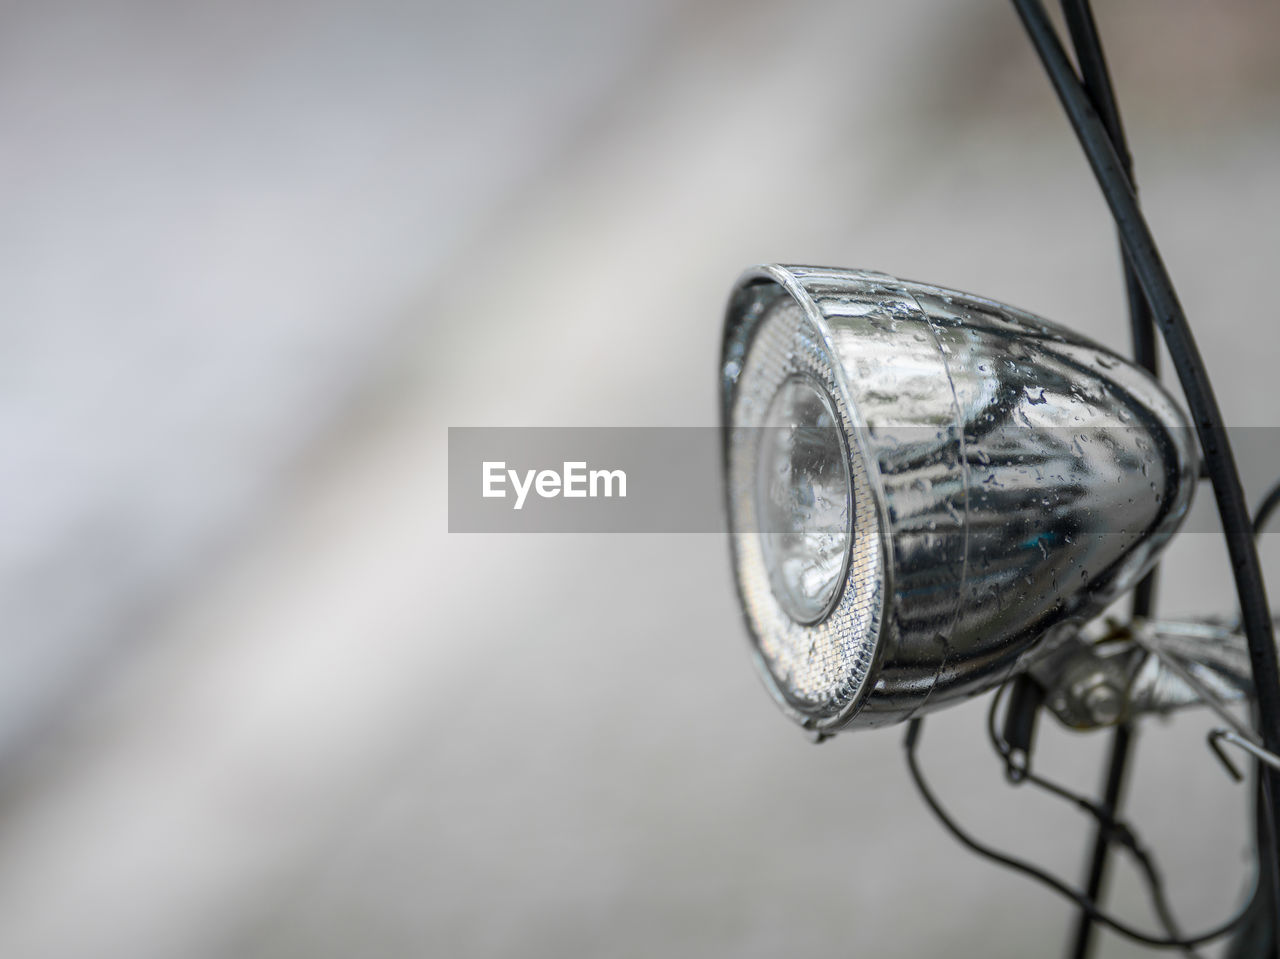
722,266 -> 1196,733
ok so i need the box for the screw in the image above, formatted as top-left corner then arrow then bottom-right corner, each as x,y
1080,679 -> 1123,725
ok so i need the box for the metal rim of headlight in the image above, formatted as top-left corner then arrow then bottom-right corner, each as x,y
724,265 -> 894,731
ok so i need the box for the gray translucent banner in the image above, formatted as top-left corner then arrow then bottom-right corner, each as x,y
449,428 -> 721,532
448,427 -> 1280,534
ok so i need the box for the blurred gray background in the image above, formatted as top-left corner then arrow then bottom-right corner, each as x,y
1,1 -> 1278,956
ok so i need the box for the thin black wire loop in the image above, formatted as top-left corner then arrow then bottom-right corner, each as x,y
986,687 -> 1202,958
905,717 -> 1256,951
1010,0 -> 1280,916
1254,479 -> 1280,538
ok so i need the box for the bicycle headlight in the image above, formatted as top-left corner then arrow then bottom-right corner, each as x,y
722,266 -> 1196,733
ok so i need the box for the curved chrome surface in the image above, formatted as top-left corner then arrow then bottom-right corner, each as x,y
1128,619 -> 1256,720
1033,618 -> 1257,730
722,265 -> 1197,731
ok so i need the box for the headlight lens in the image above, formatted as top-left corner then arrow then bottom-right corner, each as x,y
755,374 -> 852,625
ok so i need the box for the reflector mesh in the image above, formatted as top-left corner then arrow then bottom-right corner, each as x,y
728,297 -> 885,721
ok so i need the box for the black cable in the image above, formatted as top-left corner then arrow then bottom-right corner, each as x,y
1224,772 -> 1278,958
1254,478 -> 1280,538
905,717 -> 1257,950
1245,472 -> 1280,955
1010,0 -> 1280,917
1054,7 -> 1155,953
986,688 -> 1202,959
1057,0 -> 1155,375
1036,775 -> 1197,959
1010,0 -> 1280,770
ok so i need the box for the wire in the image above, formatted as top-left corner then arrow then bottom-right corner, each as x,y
904,717 -> 1257,950
1054,5 -> 1156,952
1254,478 -> 1280,538
986,687 -> 1201,958
1010,0 -> 1280,919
